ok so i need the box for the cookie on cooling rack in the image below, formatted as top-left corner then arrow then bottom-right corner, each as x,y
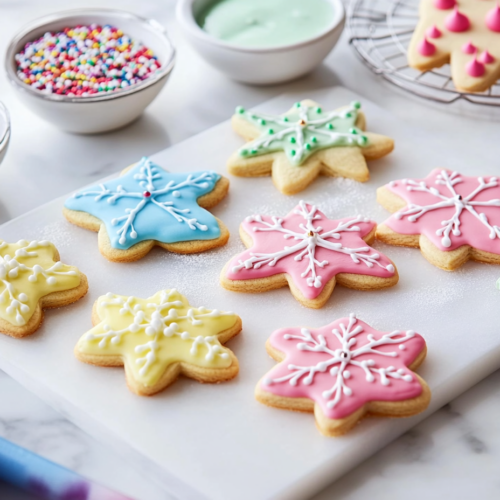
408,0 -> 500,93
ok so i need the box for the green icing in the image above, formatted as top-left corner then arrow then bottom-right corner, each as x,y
197,0 -> 335,49
236,101 -> 368,166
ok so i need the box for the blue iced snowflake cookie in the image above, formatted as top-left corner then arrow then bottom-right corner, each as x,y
63,157 -> 230,262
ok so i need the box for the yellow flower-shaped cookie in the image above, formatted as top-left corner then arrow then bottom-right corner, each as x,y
75,289 -> 242,396
0,239 -> 87,338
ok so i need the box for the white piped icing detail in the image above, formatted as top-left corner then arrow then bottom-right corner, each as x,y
73,158 -> 214,245
394,170 -> 500,248
238,102 -> 367,166
0,240 -> 77,325
232,201 -> 393,288
86,289 -> 233,378
266,314 -> 415,410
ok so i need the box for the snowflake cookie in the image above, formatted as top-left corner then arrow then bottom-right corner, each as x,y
0,239 -> 87,338
75,289 -> 242,396
227,100 -> 394,195
256,314 -> 430,437
376,169 -> 500,270
408,0 -> 500,93
63,157 -> 230,262
221,201 -> 398,309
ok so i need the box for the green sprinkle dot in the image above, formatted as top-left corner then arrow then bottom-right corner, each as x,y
305,143 -> 311,150
251,149 -> 258,154
240,149 -> 248,156
295,102 -> 301,108
283,117 -> 289,122
236,106 -> 245,114
260,119 -> 266,126
352,101 -> 361,110
358,135 -> 368,146
311,136 -> 317,143
350,128 -> 359,134
327,123 -> 334,130
316,107 -> 322,114
268,128 -> 274,134
290,149 -> 296,156
345,112 -> 353,118
289,137 -> 296,144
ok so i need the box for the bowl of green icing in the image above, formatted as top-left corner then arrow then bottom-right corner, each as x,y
176,0 -> 345,84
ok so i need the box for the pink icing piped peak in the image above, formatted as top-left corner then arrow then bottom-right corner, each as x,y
426,25 -> 442,38
433,0 -> 455,10
466,56 -> 485,77
445,6 -> 470,32
462,41 -> 476,55
418,37 -> 436,57
478,50 -> 495,64
486,4 -> 500,32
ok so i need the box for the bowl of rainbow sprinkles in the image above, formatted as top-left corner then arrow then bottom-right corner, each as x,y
5,9 -> 175,134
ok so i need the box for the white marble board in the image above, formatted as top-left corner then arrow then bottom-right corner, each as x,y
0,87 -> 498,500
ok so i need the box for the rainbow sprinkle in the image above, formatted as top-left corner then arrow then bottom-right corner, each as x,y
15,24 -> 162,96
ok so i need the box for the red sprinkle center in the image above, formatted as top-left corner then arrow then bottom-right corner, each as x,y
143,191 -> 152,197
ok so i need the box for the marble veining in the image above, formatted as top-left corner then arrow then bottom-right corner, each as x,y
0,0 -> 499,498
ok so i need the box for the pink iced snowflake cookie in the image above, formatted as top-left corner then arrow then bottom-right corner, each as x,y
220,201 -> 398,309
408,0 -> 500,92
255,314 -> 430,437
376,168 -> 500,270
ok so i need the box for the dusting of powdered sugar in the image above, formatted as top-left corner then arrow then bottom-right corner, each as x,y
32,220 -> 76,249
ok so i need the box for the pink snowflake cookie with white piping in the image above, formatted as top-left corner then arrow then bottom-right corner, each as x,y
220,201 -> 398,309
376,168 -> 500,270
255,314 -> 430,436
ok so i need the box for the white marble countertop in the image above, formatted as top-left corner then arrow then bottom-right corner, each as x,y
0,0 -> 499,499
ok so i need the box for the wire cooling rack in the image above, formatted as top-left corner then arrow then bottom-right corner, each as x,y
347,0 -> 500,107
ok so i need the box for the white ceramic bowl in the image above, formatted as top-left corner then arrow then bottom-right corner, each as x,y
5,9 -> 175,134
0,103 -> 10,165
176,0 -> 345,85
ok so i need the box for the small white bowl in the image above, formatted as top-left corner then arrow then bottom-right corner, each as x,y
0,103 -> 10,165
176,0 -> 345,85
5,9 -> 175,134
